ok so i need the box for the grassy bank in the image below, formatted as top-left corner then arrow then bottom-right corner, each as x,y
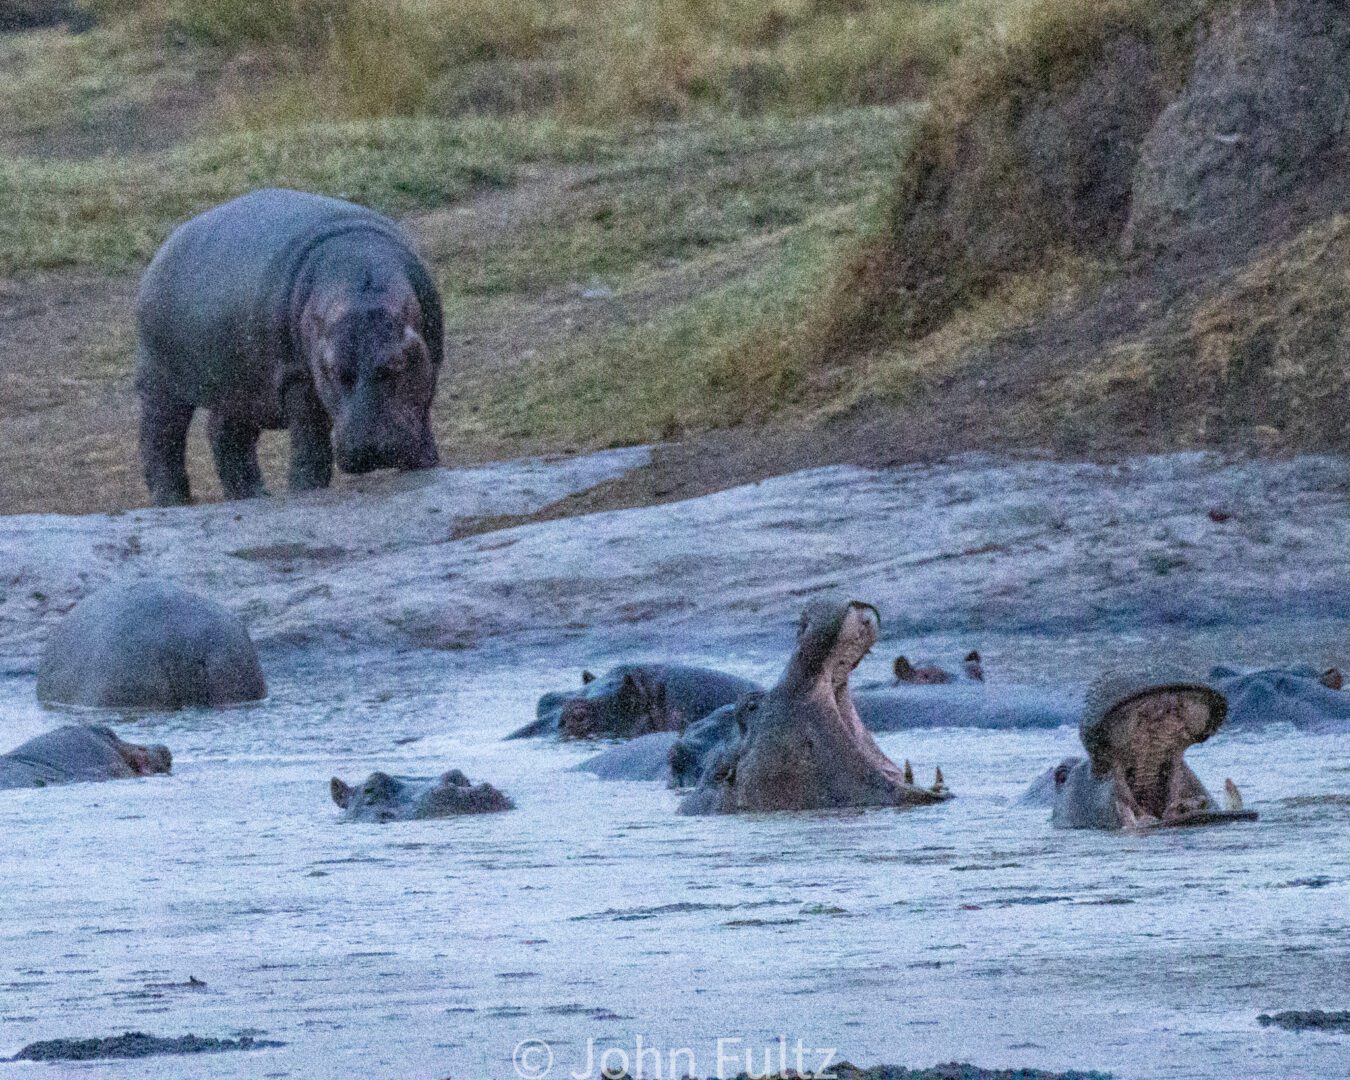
0,117 -> 621,275
62,0 -> 991,125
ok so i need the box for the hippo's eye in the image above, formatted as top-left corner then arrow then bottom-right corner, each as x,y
1054,764 -> 1070,785
339,369 -> 356,390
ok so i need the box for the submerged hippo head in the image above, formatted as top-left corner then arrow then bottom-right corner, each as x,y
330,768 -> 513,823
558,666 -> 671,740
511,665 -> 760,741
682,600 -> 951,814
1051,670 -> 1255,829
0,724 -> 172,790
304,295 -> 438,475
892,649 -> 983,685
100,726 -> 173,777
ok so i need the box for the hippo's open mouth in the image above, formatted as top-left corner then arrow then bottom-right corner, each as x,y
1091,685 -> 1251,825
821,602 -> 880,708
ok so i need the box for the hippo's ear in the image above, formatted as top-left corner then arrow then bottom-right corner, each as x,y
330,777 -> 353,808
581,670 -> 596,685
735,692 -> 764,736
894,656 -> 915,681
618,673 -> 641,701
965,650 -> 981,663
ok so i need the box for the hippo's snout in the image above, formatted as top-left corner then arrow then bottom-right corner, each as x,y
335,433 -> 430,475
128,743 -> 173,777
560,700 -> 601,739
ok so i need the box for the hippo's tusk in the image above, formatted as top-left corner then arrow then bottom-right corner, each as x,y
1224,778 -> 1244,811
932,766 -> 946,794
903,759 -> 914,785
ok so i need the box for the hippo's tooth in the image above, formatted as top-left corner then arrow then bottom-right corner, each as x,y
1224,778 -> 1244,811
903,760 -> 914,785
932,766 -> 946,794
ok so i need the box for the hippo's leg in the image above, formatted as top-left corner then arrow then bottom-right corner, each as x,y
284,385 -> 333,492
139,388 -> 195,507
207,411 -> 266,500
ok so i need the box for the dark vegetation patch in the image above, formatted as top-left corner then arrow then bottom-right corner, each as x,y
9,1031 -> 283,1061
1257,1011 -> 1350,1034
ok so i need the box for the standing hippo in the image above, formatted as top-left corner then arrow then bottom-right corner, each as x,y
1046,669 -> 1256,829
508,664 -> 760,741
37,580 -> 266,710
681,600 -> 951,814
0,725 -> 171,790
136,188 -> 443,505
330,769 -> 513,822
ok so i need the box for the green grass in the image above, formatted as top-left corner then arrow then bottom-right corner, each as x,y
448,210 -> 864,449
0,15 -> 191,137
0,117 -> 621,275
430,108 -> 910,300
21,0 -> 1000,130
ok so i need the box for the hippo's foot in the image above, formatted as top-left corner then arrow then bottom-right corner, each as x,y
221,482 -> 269,501
150,486 -> 193,508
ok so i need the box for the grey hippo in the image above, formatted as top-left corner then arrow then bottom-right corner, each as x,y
509,664 -> 760,740
681,600 -> 951,814
1031,669 -> 1256,829
37,580 -> 266,709
892,651 -> 983,684
331,769 -> 514,822
576,694 -> 762,786
136,188 -> 443,505
0,725 -> 171,790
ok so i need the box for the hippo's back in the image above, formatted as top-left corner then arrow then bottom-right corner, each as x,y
37,580 -> 266,709
661,666 -> 759,724
136,189 -> 405,406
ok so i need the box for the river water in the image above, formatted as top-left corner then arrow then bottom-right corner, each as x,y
2,640 -> 1347,1080
2,450 -> 1349,1078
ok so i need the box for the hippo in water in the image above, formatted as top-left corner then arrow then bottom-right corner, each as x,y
508,664 -> 760,740
136,188 -> 443,505
891,651 -> 983,685
681,600 -> 951,814
330,769 -> 513,822
0,725 -> 171,790
37,580 -> 266,710
1042,669 -> 1256,829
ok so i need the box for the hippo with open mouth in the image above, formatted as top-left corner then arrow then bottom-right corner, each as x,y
330,769 -> 513,822
680,599 -> 951,814
1042,669 -> 1256,829
0,725 -> 172,790
509,664 -> 760,741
